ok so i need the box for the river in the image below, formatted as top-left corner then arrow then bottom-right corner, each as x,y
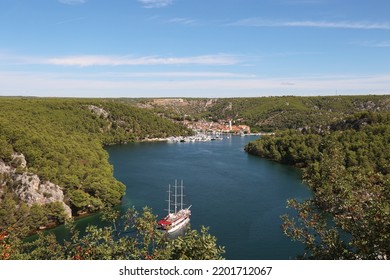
46,135 -> 310,259
104,135 -> 311,259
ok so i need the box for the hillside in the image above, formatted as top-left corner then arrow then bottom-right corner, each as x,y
2,95 -> 390,250
132,95 -> 390,132
245,111 -> 390,259
0,98 -> 191,232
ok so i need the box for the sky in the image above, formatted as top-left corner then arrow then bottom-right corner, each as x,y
0,0 -> 390,97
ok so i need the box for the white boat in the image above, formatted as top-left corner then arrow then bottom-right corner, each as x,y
157,180 -> 191,233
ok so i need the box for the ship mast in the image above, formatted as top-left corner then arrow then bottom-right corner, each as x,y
180,179 -> 184,210
166,184 -> 171,214
174,180 -> 178,214
167,179 -> 186,215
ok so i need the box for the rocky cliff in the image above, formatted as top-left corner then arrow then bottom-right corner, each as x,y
0,153 -> 72,218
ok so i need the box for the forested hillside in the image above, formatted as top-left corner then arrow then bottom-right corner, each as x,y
135,95 -> 390,132
245,112 -> 390,259
2,95 -> 390,260
0,98 -> 191,233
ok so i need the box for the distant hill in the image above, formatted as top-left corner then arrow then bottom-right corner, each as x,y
131,95 -> 390,132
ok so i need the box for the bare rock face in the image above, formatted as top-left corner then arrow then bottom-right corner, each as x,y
11,153 -> 27,168
0,153 -> 72,218
87,105 -> 109,119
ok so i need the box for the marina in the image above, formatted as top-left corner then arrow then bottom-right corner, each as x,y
167,133 -> 223,143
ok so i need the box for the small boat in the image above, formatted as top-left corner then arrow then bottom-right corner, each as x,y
157,180 -> 191,233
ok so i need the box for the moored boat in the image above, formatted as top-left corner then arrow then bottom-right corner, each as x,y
157,180 -> 191,233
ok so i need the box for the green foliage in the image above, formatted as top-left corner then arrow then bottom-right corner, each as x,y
26,204 -> 48,230
20,232 -> 65,260
0,97 -> 191,231
246,112 -> 390,173
0,185 -> 70,235
168,226 -> 225,260
3,96 -> 390,259
247,112 -> 390,259
0,190 -> 29,235
1,207 -> 224,260
43,202 -> 68,224
138,95 -> 390,132
245,130 -> 322,166
68,189 -> 91,212
281,199 -> 354,259
0,137 -> 13,161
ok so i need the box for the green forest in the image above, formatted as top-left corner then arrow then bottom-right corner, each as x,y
0,98 -> 191,232
1,95 -> 390,260
1,97 -> 223,260
133,95 -> 390,132
245,111 -> 390,259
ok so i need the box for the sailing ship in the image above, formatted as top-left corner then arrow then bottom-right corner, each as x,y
157,180 -> 191,233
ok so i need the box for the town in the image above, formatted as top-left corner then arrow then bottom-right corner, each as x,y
182,119 -> 251,135
164,119 -> 252,143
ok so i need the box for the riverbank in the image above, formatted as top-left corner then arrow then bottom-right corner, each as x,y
103,135 -> 311,259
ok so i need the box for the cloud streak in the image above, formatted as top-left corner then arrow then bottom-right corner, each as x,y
107,72 -> 256,78
45,54 -> 241,67
0,52 -> 242,67
1,71 -> 389,97
230,18 -> 390,30
167,18 -> 197,25
138,0 -> 173,8
58,0 -> 86,5
355,40 -> 390,48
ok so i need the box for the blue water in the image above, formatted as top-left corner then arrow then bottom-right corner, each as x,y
104,135 -> 311,259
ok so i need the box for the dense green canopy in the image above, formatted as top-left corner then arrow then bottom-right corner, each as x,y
0,98 -> 191,231
246,112 -> 390,259
1,96 -> 390,259
0,207 -> 225,260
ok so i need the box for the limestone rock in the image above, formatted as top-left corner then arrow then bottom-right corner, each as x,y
10,153 -> 27,168
87,105 -> 109,119
0,154 -> 72,218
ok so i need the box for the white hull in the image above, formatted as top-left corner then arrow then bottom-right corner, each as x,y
167,216 -> 190,233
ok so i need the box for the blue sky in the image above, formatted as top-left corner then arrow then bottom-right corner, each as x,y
0,0 -> 390,97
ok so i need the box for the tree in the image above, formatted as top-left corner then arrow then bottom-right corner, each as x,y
1,207 -> 225,260
281,199 -> 353,259
68,189 -> 91,213
44,202 -> 68,224
26,204 -> 48,230
282,144 -> 390,259
1,98 -> 193,233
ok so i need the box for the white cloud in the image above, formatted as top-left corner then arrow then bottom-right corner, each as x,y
0,52 -> 244,68
97,72 -> 256,78
138,0 -> 173,8
230,18 -> 390,30
45,54 -> 241,67
1,71 -> 389,97
58,0 -> 86,5
167,18 -> 197,25
355,40 -> 390,48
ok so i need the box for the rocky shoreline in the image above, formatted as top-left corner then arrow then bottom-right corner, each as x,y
0,153 -> 72,219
